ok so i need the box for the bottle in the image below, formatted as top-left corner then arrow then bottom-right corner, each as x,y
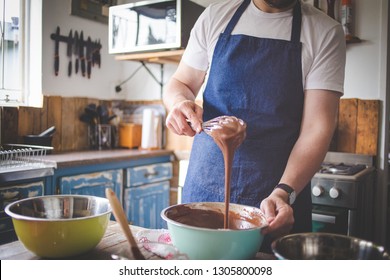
341,0 -> 353,41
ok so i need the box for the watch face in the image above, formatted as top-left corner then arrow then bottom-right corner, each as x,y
275,184 -> 296,205
289,191 -> 296,205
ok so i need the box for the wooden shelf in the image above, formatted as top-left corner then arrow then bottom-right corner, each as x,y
115,49 -> 184,64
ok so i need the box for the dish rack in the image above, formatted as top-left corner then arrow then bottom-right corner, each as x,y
0,144 -> 56,171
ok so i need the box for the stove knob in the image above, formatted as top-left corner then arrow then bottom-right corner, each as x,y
312,185 -> 324,197
329,187 -> 340,199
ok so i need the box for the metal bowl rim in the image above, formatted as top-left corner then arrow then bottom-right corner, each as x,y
271,232 -> 390,259
161,202 -> 268,232
272,232 -> 384,245
5,194 -> 112,222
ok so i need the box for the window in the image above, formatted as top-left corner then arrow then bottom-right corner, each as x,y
0,0 -> 42,107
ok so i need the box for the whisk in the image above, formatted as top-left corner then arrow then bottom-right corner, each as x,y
187,115 -> 245,134
202,116 -> 245,135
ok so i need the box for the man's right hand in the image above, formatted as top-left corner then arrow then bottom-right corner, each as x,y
165,100 -> 203,136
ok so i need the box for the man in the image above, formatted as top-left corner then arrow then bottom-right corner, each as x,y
163,0 -> 346,252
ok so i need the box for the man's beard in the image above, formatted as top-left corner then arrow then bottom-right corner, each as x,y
262,0 -> 297,9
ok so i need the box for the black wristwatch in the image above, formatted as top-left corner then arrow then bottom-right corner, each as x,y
274,183 -> 296,205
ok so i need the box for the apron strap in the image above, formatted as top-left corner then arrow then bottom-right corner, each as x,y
224,0 -> 302,43
291,0 -> 302,43
223,0 -> 251,35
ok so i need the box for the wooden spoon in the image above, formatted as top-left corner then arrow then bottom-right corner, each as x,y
105,188 -> 145,260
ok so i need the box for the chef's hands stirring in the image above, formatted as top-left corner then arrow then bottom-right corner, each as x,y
260,189 -> 295,238
165,100 -> 203,136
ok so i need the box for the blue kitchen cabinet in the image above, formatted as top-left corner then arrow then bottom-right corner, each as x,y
51,153 -> 173,228
58,169 -> 122,200
124,181 -> 170,229
124,162 -> 172,229
0,180 -> 45,244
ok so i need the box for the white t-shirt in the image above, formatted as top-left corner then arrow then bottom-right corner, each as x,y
182,0 -> 346,93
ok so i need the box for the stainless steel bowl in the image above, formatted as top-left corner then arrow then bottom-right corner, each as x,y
5,195 -> 112,258
272,232 -> 390,260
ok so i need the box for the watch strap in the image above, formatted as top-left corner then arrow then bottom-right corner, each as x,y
274,183 -> 296,205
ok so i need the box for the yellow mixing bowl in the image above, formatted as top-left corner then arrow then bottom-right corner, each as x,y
5,195 -> 112,258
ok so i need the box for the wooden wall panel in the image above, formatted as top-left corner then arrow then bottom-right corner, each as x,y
47,96 -> 62,151
18,107 -> 34,137
337,98 -> 358,153
18,106 -> 42,142
1,97 -> 381,156
61,97 -> 77,151
74,98 -> 89,150
336,98 -> 379,156
32,108 -> 42,135
40,96 -> 49,131
2,107 -> 18,145
87,98 -> 100,106
356,99 -> 379,155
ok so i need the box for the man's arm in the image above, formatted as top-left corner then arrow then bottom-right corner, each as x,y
261,89 -> 340,236
278,89 -> 340,194
163,61 -> 207,136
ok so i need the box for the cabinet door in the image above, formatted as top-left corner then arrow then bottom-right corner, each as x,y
0,181 -> 44,244
59,169 -> 122,200
124,181 -> 169,229
125,162 -> 172,187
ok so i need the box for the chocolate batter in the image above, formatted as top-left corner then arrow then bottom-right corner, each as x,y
165,203 -> 264,230
205,116 -> 246,228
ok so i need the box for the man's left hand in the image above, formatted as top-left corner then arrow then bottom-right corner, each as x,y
260,191 -> 294,238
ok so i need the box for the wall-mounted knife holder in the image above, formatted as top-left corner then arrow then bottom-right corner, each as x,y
50,26 -> 102,78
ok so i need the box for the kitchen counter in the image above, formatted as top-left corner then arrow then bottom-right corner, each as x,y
44,149 -> 174,168
0,222 -> 275,260
0,165 -> 55,184
0,149 -> 174,185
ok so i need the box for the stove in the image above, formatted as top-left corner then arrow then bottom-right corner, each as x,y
311,152 -> 375,240
318,162 -> 367,175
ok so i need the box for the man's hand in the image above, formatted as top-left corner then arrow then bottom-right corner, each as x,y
165,100 -> 203,136
260,189 -> 294,239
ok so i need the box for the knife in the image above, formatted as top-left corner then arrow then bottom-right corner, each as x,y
86,36 -> 92,79
54,26 -> 60,76
79,31 -> 86,77
97,39 -> 101,68
92,40 -> 97,67
67,29 -> 73,77
92,40 -> 101,67
73,30 -> 79,74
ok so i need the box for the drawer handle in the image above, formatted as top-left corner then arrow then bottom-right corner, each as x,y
144,171 -> 158,178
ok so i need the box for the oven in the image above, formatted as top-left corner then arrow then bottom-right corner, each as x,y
310,152 -> 375,240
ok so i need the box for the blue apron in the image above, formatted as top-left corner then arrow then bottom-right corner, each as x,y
183,0 -> 312,251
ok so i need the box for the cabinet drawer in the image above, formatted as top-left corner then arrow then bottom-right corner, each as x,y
59,169 -> 122,201
123,181 -> 169,229
125,162 -> 172,187
0,181 -> 44,244
0,181 -> 44,214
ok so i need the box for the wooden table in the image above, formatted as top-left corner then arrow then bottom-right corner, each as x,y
0,222 -> 275,260
0,222 -> 146,260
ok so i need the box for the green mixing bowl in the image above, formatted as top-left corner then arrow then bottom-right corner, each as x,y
161,202 -> 268,260
5,195 -> 111,258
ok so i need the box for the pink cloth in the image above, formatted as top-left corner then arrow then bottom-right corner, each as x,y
136,229 -> 187,259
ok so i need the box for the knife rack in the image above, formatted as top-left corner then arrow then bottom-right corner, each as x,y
50,27 -> 102,78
